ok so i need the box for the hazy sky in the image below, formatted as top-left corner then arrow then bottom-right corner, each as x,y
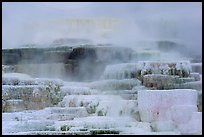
2,2 -> 202,55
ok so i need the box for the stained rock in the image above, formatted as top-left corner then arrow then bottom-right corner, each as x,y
142,74 -> 179,89
4,99 -> 25,112
138,61 -> 192,78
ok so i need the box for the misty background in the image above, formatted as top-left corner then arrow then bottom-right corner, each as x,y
2,2 -> 202,57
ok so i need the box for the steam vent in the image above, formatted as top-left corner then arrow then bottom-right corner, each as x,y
2,2 -> 202,135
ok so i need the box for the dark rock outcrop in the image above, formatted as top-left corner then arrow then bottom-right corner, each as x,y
2,45 -> 133,81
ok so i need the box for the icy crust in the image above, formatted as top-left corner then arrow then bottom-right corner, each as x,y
2,62 -> 201,135
34,78 -> 64,87
6,129 -> 181,135
55,116 -> 135,130
2,85 -> 49,100
55,117 -> 154,134
177,112 -> 202,135
43,107 -> 89,121
59,95 -> 138,117
89,79 -> 141,90
3,76 -> 64,86
3,77 -> 37,85
100,61 -> 192,81
95,99 -> 138,117
3,99 -> 25,112
138,89 -> 198,122
3,110 -> 45,121
170,105 -> 198,124
7,131 -> 91,135
2,109 -> 181,135
100,90 -> 138,100
3,73 -> 32,79
60,86 -> 98,96
150,121 -> 176,132
2,107 -> 89,134
189,73 -> 201,81
2,107 -> 88,122
101,63 -> 139,79
100,89 -> 138,95
2,73 -> 65,112
2,85 -> 51,112
138,61 -> 192,77
59,95 -> 123,115
138,89 -> 201,134
2,80 -> 64,112
59,95 -> 107,108
63,82 -> 89,87
2,120 -> 55,135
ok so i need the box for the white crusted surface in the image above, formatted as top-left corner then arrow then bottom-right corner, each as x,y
2,73 -> 32,79
101,63 -> 139,79
177,112 -> 202,135
89,79 -> 141,90
138,89 -> 198,122
151,121 -> 176,132
170,105 -> 197,124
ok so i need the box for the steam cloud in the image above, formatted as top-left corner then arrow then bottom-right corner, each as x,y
2,2 -> 202,57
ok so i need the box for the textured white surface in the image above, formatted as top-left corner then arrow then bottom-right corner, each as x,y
101,63 -> 139,79
60,86 -> 97,96
138,61 -> 192,76
177,112 -> 202,135
170,105 -> 197,124
138,89 -> 198,122
89,79 -> 141,90
2,73 -> 32,79
151,121 -> 176,132
2,70 -> 202,135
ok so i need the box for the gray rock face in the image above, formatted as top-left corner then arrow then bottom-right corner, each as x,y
2,47 -> 72,65
2,45 -> 133,81
197,91 -> 202,112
